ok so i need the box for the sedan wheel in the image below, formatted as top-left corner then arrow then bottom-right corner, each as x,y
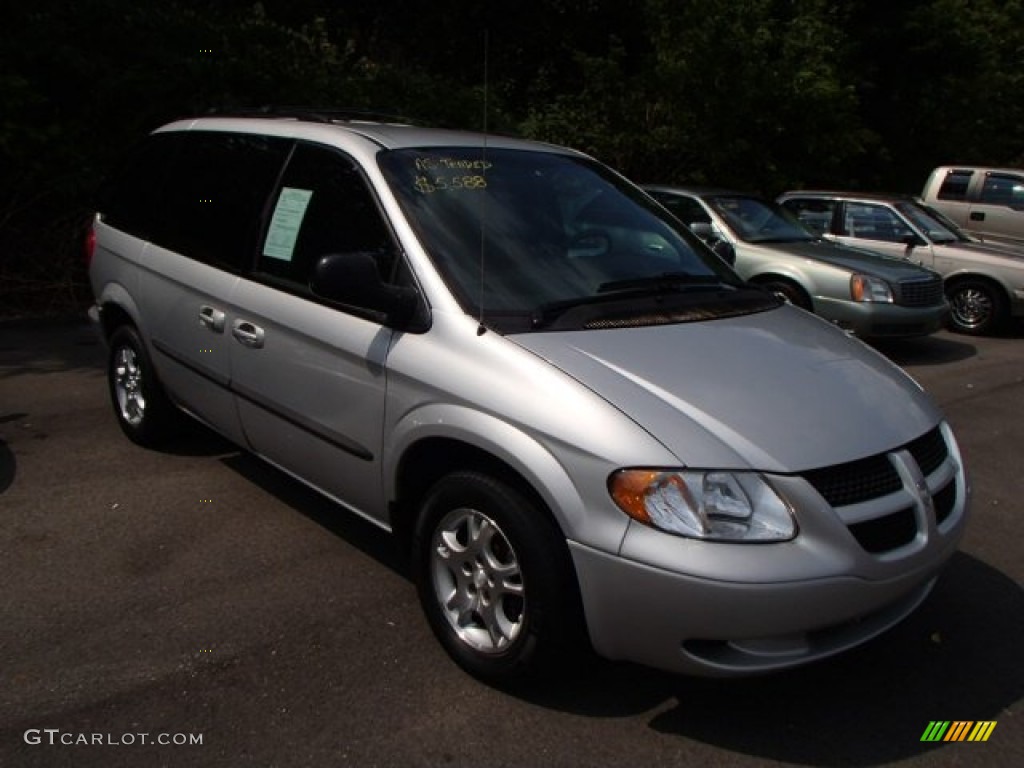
947,280 -> 1005,335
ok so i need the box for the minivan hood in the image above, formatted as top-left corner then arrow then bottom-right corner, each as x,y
750,239 -> 936,280
510,307 -> 940,473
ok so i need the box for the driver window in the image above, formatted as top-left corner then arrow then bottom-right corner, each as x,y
841,203 -> 913,243
258,143 -> 395,288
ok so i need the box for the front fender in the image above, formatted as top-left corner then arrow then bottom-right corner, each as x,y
384,403 -> 631,554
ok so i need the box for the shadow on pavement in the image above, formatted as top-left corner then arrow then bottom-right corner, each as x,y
0,314 -> 103,378
218,450 -> 407,577
869,333 -> 977,367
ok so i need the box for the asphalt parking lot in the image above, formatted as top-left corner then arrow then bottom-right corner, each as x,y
1,315 -> 1022,768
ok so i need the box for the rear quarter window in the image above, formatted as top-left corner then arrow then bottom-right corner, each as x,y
100,133 -> 183,240
103,130 -> 291,271
155,132 -> 291,270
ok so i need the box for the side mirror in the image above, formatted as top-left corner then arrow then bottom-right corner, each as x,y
711,239 -> 737,266
901,233 -> 926,248
310,252 -> 423,330
689,221 -> 715,241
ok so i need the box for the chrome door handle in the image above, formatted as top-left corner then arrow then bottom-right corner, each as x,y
231,320 -> 265,349
198,305 -> 226,332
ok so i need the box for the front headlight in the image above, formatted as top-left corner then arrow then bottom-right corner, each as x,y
608,469 -> 796,542
850,274 -> 893,303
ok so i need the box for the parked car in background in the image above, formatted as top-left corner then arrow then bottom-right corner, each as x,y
643,185 -> 949,339
778,190 -> 1024,335
921,166 -> 1024,246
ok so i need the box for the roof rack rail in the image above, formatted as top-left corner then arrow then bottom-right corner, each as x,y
203,105 -> 424,125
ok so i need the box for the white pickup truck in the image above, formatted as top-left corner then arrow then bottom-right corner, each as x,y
922,165 -> 1024,245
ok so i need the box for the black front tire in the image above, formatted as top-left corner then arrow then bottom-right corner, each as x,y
412,471 -> 585,684
107,325 -> 180,447
947,279 -> 1007,336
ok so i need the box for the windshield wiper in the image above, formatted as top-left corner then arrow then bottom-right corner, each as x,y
597,272 -> 725,293
532,273 -> 731,329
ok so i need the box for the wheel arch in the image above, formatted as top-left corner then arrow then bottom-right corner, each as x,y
385,408 -> 596,560
943,270 -> 1012,301
390,438 -> 545,554
95,283 -> 144,340
748,271 -> 815,307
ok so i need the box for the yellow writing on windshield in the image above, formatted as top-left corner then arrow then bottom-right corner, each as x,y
413,156 -> 491,194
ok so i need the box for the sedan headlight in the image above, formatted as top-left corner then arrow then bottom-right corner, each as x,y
609,469 -> 796,542
850,274 -> 893,303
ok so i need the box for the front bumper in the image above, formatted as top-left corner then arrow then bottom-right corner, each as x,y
569,424 -> 968,677
814,297 -> 949,338
570,541 -> 945,676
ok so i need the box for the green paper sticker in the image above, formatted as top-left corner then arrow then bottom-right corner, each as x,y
263,187 -> 314,261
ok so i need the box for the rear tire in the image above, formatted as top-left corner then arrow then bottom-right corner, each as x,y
946,278 -> 1007,335
412,471 -> 585,684
107,325 -> 180,447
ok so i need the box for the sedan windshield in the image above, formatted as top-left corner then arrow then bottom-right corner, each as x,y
707,195 -> 817,243
895,201 -> 964,244
378,148 -> 771,331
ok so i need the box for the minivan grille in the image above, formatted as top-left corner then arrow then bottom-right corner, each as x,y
800,426 -> 956,554
905,426 -> 949,476
933,480 -> 956,525
847,507 -> 917,553
897,276 -> 945,307
803,454 -> 900,508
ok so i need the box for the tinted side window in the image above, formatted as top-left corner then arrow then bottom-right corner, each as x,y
780,198 -> 835,235
841,203 -> 914,242
652,193 -> 711,228
937,170 -> 972,201
980,172 -> 1024,207
101,133 -> 183,239
257,143 -> 395,287
155,132 -> 290,270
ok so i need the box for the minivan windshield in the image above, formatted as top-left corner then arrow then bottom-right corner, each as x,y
379,148 -> 773,332
707,195 -> 817,244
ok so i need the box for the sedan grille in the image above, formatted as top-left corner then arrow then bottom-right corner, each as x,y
896,276 -> 945,307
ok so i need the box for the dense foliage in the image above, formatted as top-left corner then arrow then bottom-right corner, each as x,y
3,0 -> 1023,314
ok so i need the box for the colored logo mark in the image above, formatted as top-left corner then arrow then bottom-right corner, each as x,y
921,721 -> 997,742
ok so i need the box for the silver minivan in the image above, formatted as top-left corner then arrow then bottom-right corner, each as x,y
87,112 -> 969,683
